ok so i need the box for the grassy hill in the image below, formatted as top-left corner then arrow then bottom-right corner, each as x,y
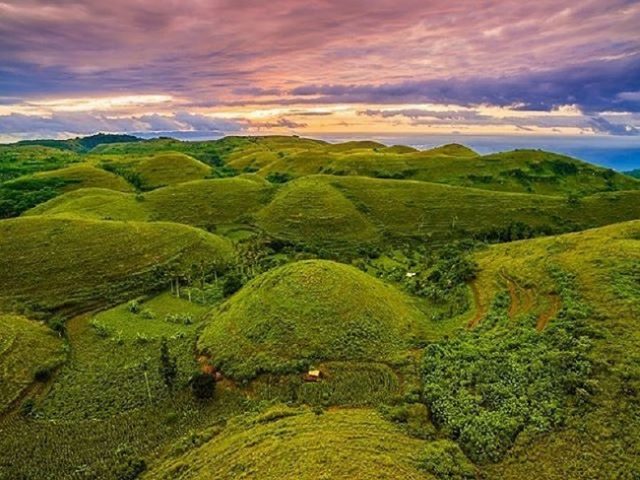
256,177 -> 380,248
15,133 -> 142,153
145,406 -> 439,480
0,314 -> 64,413
625,168 -> 640,179
25,188 -> 150,221
97,152 -> 212,190
28,174 -> 640,251
198,260 -> 428,380
0,217 -> 235,317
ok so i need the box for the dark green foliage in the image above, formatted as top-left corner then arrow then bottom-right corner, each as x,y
421,269 -> 594,463
222,273 -> 244,297
266,171 -> 293,183
115,451 -> 147,480
474,221 -> 560,243
16,133 -> 141,153
191,373 -> 216,399
101,162 -> 145,190
0,177 -> 74,218
47,316 -> 67,338
159,338 -> 178,391
418,440 -> 476,479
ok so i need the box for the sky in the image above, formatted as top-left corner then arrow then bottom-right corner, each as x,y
1,0 -> 640,145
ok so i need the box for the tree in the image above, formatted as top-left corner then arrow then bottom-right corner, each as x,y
159,338 -> 178,391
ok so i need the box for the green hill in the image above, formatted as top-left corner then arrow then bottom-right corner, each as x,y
256,177 -> 380,248
0,314 -> 65,413
625,168 -> 640,179
198,260 -> 427,380
15,133 -> 142,152
145,406 -> 437,480
25,188 -> 149,221
0,217 -> 235,317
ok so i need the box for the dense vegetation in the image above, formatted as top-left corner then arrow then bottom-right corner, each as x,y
0,134 -> 638,480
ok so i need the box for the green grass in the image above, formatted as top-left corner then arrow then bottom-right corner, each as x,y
30,163 -> 134,192
145,177 -> 275,229
198,260 -> 429,380
0,217 -> 235,317
0,314 -> 65,413
25,187 -> 150,220
90,291 -> 209,341
256,177 -> 380,248
145,406 -> 433,480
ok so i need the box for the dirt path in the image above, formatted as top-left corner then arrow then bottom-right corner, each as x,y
536,294 -> 561,331
467,281 -> 485,328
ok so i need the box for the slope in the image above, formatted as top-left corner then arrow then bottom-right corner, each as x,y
0,217 -> 236,317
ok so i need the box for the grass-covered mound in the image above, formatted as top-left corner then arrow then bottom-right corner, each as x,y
146,177 -> 274,228
0,163 -> 133,218
25,187 -> 148,221
132,153 -> 211,189
328,175 -> 640,241
30,164 -> 134,192
145,406 -> 432,480
257,177 -> 380,248
0,314 -> 65,413
198,260 -> 427,380
0,217 -> 235,316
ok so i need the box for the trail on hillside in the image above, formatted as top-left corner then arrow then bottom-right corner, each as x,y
468,281 -> 485,327
536,294 -> 561,331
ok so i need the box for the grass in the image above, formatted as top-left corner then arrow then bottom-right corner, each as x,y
145,406 -> 433,480
30,163 -> 134,192
145,177 -> 275,229
0,314 -> 65,413
98,152 -> 212,190
256,177 -> 380,249
25,187 -> 150,220
198,260 -> 428,380
0,217 -> 236,317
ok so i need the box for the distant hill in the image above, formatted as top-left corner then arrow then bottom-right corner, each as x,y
15,133 -> 142,152
625,168 -> 640,178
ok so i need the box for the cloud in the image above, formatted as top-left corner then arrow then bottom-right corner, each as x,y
0,112 -> 244,137
1,0 -> 639,137
297,55 -> 640,112
588,116 -> 640,136
247,118 -> 308,130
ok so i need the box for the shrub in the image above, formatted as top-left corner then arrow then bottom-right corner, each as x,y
191,373 -> 216,399
266,171 -> 293,184
222,273 -> 244,297
418,440 -> 475,480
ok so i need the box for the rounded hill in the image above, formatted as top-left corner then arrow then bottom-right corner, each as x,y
0,217 -> 236,316
133,152 -> 211,189
145,407 -> 430,480
198,260 -> 427,380
256,177 -> 380,249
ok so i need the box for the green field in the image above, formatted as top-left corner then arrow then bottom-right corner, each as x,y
0,134 -> 638,480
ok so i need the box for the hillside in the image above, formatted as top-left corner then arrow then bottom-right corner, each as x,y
145,407 -> 437,480
198,260 -> 428,380
0,217 -> 235,317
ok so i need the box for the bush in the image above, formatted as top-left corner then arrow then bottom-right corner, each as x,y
191,373 -> 216,399
266,171 -> 293,184
418,440 -> 475,479
222,273 -> 244,297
